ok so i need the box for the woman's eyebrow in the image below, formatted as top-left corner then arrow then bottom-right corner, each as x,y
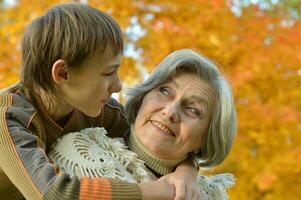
190,95 -> 209,106
170,79 -> 179,88
170,80 -> 209,105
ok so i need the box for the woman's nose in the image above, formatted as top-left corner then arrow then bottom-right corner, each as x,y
162,102 -> 180,122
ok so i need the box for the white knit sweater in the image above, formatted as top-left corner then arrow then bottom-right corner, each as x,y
49,127 -> 235,199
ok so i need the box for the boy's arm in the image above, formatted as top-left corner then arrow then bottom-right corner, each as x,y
0,97 -> 177,200
0,106 -> 140,200
160,159 -> 201,200
138,180 -> 174,200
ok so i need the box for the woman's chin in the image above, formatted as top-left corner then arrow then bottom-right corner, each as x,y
145,144 -> 171,159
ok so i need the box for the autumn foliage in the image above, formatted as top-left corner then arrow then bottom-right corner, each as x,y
0,0 -> 300,199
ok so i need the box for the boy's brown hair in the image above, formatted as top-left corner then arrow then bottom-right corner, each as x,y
21,3 -> 123,95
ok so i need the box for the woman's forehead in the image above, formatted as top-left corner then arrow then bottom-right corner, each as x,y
160,73 -> 216,104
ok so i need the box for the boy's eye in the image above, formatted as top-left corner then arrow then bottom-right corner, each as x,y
103,71 -> 115,76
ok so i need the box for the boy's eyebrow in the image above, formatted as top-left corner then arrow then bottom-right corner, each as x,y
106,64 -> 120,69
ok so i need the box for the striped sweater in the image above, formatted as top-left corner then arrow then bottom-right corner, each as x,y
0,82 -> 141,200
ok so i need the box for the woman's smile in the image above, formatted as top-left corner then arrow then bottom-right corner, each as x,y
149,120 -> 176,137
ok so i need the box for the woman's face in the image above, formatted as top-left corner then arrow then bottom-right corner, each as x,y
134,73 -> 216,160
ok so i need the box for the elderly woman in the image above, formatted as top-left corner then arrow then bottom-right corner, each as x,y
49,49 -> 237,199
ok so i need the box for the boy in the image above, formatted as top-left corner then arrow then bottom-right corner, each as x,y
0,3 -> 198,200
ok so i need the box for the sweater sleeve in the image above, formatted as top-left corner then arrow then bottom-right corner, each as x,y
0,95 -> 141,200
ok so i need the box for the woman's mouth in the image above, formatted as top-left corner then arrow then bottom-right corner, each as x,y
150,120 -> 176,137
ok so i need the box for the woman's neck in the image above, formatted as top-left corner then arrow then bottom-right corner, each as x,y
128,126 -> 187,176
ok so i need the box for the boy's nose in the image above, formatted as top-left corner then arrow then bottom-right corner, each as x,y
111,77 -> 122,93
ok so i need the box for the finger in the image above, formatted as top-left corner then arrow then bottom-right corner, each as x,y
188,187 -> 201,200
173,180 -> 185,200
193,190 -> 200,200
170,183 -> 177,200
185,188 -> 192,200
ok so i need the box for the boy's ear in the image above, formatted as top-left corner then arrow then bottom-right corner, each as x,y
52,59 -> 69,84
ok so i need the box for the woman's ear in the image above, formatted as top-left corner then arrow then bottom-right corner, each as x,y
52,59 -> 69,84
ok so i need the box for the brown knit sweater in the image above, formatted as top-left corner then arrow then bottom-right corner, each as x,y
0,82 -> 141,200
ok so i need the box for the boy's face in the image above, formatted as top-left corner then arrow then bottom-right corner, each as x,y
59,47 -> 122,117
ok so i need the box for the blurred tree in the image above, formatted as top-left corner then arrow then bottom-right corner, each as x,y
0,0 -> 300,199
229,0 -> 301,19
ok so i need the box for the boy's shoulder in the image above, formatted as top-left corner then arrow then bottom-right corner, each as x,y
0,82 -> 36,124
0,82 -> 22,96
104,97 -> 125,113
0,82 -> 33,107
100,98 -> 129,137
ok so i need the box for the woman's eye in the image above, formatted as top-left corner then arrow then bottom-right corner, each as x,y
159,86 -> 170,96
186,106 -> 201,116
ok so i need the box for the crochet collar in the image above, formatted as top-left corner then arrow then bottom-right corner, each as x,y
128,126 -> 187,176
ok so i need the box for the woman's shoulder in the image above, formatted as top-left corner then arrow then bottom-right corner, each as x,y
198,173 -> 235,200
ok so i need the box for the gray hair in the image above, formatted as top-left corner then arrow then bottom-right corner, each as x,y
125,49 -> 237,167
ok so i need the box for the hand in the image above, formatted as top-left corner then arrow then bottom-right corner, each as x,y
138,178 -> 175,200
160,159 -> 201,200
